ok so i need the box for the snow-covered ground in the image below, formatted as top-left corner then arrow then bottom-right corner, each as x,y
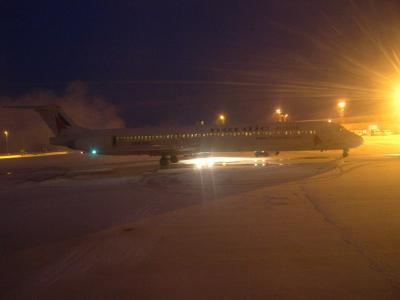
1,136 -> 400,299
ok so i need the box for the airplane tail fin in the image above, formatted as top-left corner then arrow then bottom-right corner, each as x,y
2,105 -> 85,136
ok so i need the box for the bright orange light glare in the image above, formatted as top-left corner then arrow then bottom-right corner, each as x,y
275,108 -> 281,114
369,124 -> 378,131
394,86 -> 400,107
337,100 -> 346,109
181,156 -> 268,168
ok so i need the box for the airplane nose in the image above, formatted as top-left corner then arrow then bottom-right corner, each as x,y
352,133 -> 364,148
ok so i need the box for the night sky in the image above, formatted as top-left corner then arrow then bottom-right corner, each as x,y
2,0 -> 400,127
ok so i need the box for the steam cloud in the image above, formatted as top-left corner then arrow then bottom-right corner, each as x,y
0,81 -> 125,152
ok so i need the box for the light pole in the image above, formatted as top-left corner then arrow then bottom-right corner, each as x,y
274,108 -> 282,122
274,108 -> 288,122
218,114 -> 226,125
3,131 -> 9,154
283,113 -> 289,122
337,98 -> 347,117
336,98 -> 347,124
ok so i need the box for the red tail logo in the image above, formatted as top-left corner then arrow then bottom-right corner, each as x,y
55,113 -> 71,134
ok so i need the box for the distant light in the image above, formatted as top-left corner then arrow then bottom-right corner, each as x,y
3,130 -> 8,136
336,98 -> 347,118
274,108 -> 287,122
91,149 -> 97,155
369,124 -> 378,131
337,99 -> 347,109
328,119 -> 332,123
80,151 -> 84,154
218,114 -> 226,125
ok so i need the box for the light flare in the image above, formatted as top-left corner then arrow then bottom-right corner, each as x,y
0,151 -> 68,160
393,85 -> 400,114
181,156 -> 269,169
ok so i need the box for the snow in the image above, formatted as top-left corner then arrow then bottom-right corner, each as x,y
1,136 -> 400,299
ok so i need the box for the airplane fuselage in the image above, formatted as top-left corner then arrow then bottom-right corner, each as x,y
50,121 -> 363,156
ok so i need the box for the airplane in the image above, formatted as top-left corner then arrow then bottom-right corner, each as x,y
3,105 -> 363,166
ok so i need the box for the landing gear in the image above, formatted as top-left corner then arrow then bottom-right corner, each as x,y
170,155 -> 179,163
342,149 -> 349,158
160,155 -> 179,166
275,151 -> 280,156
255,151 -> 269,157
159,155 -> 170,166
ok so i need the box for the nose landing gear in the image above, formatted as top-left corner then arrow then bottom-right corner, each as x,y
170,155 -> 179,163
342,148 -> 349,158
159,154 -> 179,166
160,155 -> 170,166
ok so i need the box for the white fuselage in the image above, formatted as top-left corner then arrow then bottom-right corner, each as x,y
51,121 -> 363,156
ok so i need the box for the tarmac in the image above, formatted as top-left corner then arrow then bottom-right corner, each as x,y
1,135 -> 400,299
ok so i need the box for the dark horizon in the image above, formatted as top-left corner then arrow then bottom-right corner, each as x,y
2,0 -> 400,129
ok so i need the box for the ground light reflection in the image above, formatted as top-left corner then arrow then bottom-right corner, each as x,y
180,156 -> 269,169
0,151 -> 69,160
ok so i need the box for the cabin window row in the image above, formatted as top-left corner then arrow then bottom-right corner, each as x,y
116,130 -> 317,141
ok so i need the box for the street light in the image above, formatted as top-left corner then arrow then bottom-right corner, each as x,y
273,108 -> 288,122
283,114 -> 289,122
337,100 -> 346,109
3,130 -> 9,154
337,98 -> 347,118
274,108 -> 284,122
218,114 -> 226,125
